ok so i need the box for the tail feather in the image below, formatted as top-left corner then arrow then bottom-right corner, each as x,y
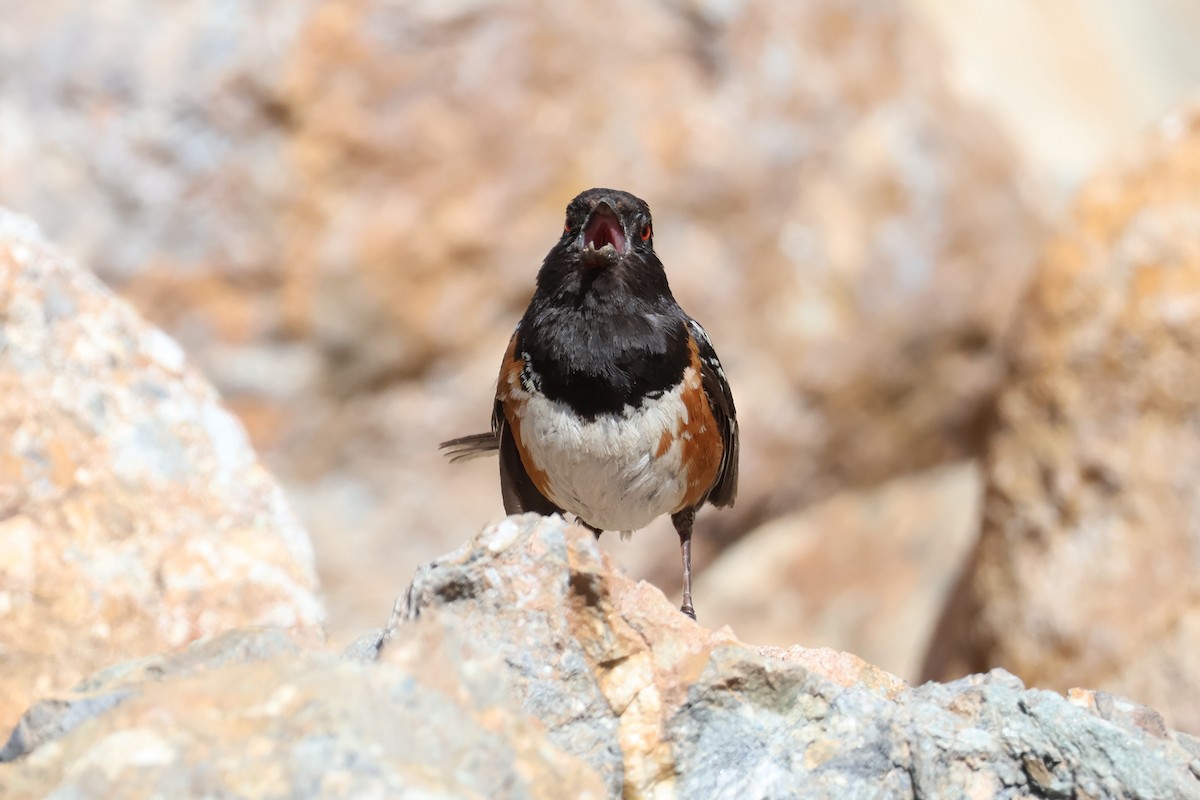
439,431 -> 499,462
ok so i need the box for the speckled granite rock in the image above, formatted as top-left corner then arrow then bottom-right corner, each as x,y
0,210 -> 323,732
385,516 -> 1200,798
924,100 -> 1200,735
6,516 -> 1194,799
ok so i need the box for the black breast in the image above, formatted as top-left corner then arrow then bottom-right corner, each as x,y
518,303 -> 690,419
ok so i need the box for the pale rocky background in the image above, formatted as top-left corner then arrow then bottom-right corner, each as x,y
0,210 -> 322,734
4,0 -> 1200,753
0,0 -> 1051,650
924,102 -> 1200,733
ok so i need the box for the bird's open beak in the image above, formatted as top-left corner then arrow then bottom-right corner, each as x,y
579,200 -> 627,257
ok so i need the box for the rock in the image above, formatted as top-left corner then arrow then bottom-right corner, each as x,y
0,0 -> 1048,642
0,210 -> 323,733
387,515 -> 1200,797
692,461 -> 981,680
0,629 -> 608,799
4,515 -> 1197,798
910,0 -> 1200,193
923,101 -> 1200,734
0,628 -> 320,764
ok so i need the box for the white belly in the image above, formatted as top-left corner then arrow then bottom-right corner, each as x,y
514,384 -> 691,533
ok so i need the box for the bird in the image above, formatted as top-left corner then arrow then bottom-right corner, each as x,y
440,188 -> 738,619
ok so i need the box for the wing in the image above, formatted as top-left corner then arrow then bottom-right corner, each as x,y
495,397 -> 563,517
688,318 -> 738,508
438,325 -> 520,461
439,324 -> 564,517
440,405 -> 561,516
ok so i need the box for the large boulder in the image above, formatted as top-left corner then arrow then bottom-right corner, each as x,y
693,461 -> 981,680
3,515 -> 1198,799
0,0 -> 1047,640
924,101 -> 1200,733
0,210 -> 322,732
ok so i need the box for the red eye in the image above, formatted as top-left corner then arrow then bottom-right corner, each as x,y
563,221 -> 570,235
641,223 -> 652,241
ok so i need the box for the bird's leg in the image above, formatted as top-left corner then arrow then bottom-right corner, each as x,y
671,508 -> 697,620
579,517 -> 603,540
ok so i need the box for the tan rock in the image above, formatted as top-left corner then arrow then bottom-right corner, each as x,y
923,101 -> 1200,733
909,0 -> 1200,192
0,211 -> 322,732
3,516 -> 1197,799
695,461 -> 981,681
0,630 -> 607,800
0,1 -> 1047,642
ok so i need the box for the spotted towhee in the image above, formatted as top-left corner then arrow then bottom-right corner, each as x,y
441,188 -> 738,619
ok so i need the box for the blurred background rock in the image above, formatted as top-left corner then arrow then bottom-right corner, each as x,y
923,101 -> 1200,733
3,0 -> 1200,729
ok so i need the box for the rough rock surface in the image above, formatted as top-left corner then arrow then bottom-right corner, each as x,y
924,101 -> 1200,734
0,628 -> 606,799
0,210 -> 322,733
0,0 -> 1047,641
694,461 -> 981,680
4,516 -> 1197,799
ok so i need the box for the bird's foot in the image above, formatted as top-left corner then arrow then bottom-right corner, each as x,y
680,603 -> 696,621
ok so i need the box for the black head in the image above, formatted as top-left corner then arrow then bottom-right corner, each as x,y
519,188 -> 690,415
533,188 -> 674,306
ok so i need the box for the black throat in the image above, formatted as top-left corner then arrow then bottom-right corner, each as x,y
517,271 -> 690,419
